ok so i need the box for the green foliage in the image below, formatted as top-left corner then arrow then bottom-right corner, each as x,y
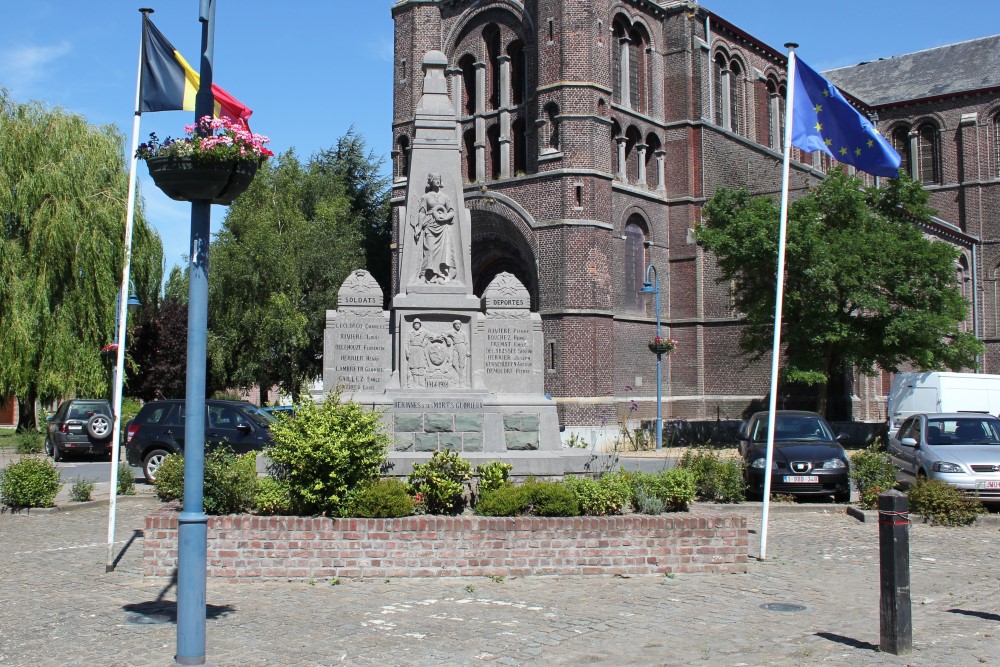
0,457 -> 62,509
266,390 -> 390,516
474,483 -> 530,517
475,461 -> 513,494
210,390 -> 244,402
207,131 -> 389,402
69,478 -> 95,502
0,93 -> 163,429
408,449 -> 472,515
850,445 -> 898,509
151,449 -> 258,515
564,471 -> 633,516
696,169 -> 982,410
522,480 -> 580,517
128,297 -> 188,401
908,478 -> 983,527
678,449 -> 745,503
346,479 -> 415,518
634,485 -> 667,514
254,477 -> 295,515
631,468 -> 698,512
117,462 -> 136,496
14,431 -> 43,454
152,453 -> 184,502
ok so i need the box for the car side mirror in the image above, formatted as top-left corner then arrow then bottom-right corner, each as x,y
836,433 -> 850,443
900,437 -> 918,448
236,423 -> 253,434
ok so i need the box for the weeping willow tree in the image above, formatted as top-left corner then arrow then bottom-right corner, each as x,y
0,92 -> 163,430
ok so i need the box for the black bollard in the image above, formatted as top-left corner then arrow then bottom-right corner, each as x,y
878,489 -> 912,655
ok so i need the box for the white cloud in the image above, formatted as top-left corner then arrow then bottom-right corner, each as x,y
0,41 -> 72,91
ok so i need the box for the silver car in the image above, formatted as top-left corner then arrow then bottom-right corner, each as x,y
887,413 -> 1000,503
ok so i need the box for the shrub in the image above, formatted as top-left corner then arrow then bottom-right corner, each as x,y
347,479 -> 415,518
152,453 -> 184,502
524,480 -> 580,516
408,449 -> 472,515
117,462 -> 136,496
15,432 -> 43,455
0,457 -> 62,510
475,483 -> 530,516
679,449 -> 745,503
70,478 -> 95,502
908,478 -> 983,527
266,390 -> 390,516
151,449 -> 258,514
254,477 -> 295,515
850,445 -> 898,509
565,471 -> 633,516
634,485 -> 667,514
632,468 -> 698,512
475,461 -> 513,494
203,449 -> 258,515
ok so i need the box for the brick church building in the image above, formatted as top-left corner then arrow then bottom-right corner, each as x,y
389,0 -> 1000,441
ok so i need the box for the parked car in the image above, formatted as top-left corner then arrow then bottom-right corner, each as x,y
887,412 -> 1000,503
45,399 -> 114,461
739,410 -> 851,502
125,399 -> 276,483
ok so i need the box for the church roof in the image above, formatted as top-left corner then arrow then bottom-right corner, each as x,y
824,34 -> 1000,107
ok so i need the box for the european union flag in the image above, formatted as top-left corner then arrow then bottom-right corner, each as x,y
791,56 -> 901,178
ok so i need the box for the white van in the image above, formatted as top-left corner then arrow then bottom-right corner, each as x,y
887,372 -> 1000,430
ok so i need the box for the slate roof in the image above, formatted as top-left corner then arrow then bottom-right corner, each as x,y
824,35 -> 1000,107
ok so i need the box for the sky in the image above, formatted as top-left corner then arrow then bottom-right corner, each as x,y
2,0 -> 999,276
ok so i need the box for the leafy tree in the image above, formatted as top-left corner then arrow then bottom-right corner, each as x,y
695,168 -> 981,414
0,92 -> 162,429
207,133 -> 388,401
127,296 -> 189,400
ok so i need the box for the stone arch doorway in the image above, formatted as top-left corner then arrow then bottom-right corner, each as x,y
470,208 -> 539,311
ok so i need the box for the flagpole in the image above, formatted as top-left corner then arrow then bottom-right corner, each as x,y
759,43 -> 799,561
106,7 -> 153,573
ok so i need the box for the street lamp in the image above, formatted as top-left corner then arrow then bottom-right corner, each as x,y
640,264 -> 663,449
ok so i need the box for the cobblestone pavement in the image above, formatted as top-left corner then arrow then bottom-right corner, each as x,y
0,498 -> 998,666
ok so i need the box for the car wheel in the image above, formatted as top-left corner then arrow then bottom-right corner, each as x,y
833,488 -> 851,503
87,414 -> 113,440
143,449 -> 170,484
51,442 -> 63,462
44,438 -> 53,457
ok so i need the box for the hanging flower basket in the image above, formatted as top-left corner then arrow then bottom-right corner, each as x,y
100,343 -> 118,364
146,155 -> 260,205
647,336 -> 676,355
136,115 -> 272,206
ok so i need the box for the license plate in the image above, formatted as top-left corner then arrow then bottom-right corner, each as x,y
983,481 -> 1000,489
784,475 -> 819,484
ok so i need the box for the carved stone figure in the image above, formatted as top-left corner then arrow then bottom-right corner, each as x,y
447,319 -> 469,376
411,172 -> 457,284
406,319 -> 429,387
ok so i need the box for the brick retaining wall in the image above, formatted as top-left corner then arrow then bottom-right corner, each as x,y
144,507 -> 749,581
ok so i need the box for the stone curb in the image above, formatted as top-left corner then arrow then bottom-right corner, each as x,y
846,504 -> 1000,526
4,492 -> 156,516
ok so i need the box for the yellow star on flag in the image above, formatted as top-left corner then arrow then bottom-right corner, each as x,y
839,147 -> 848,156
867,139 -> 874,148
855,148 -> 862,156
813,104 -> 823,113
814,122 -> 823,132
822,89 -> 830,97
824,138 -> 833,147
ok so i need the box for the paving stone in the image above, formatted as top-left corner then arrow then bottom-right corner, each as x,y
0,497 -> 998,666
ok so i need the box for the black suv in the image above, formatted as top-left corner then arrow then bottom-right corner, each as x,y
125,399 -> 276,482
46,399 -> 114,461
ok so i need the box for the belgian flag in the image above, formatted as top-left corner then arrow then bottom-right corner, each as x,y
140,14 -> 252,128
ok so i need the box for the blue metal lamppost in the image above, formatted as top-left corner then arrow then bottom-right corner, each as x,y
176,1 -> 216,664
640,264 -> 663,449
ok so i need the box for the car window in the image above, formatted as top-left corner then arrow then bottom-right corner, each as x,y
68,403 -> 107,420
139,404 -> 178,426
751,415 -> 834,442
208,405 -> 240,429
928,417 -> 1000,445
239,404 -> 275,428
897,419 -> 916,441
